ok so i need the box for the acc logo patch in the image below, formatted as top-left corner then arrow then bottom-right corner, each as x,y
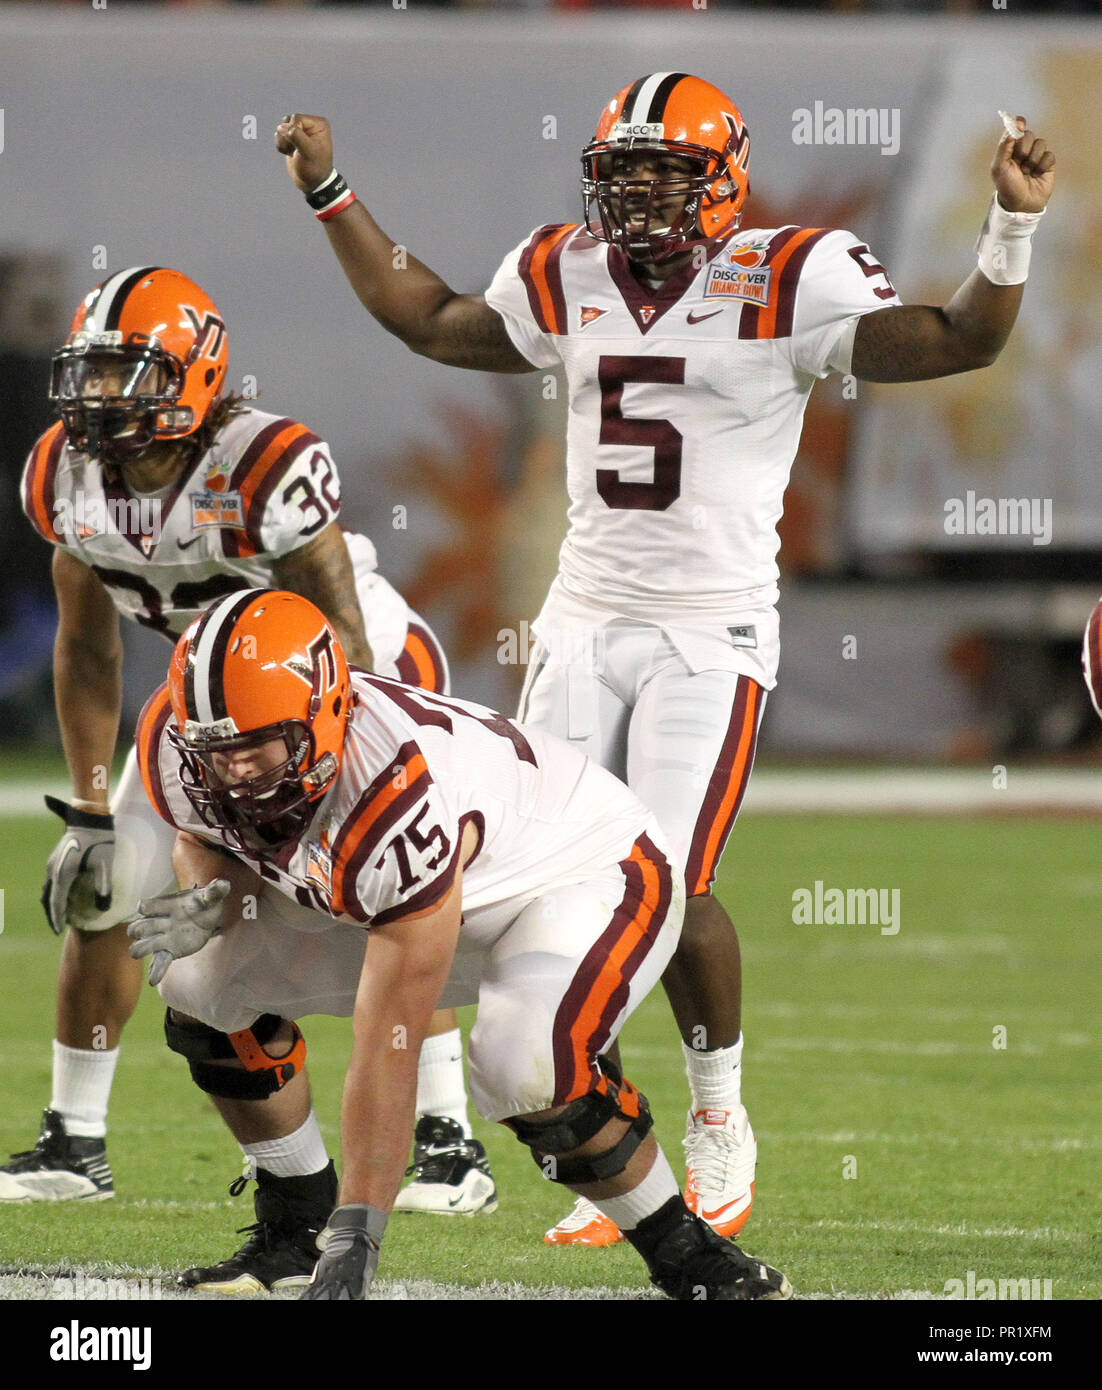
190,488 -> 245,529
703,263 -> 772,307
579,304 -> 609,329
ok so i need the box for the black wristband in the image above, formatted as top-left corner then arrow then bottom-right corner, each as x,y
306,170 -> 349,211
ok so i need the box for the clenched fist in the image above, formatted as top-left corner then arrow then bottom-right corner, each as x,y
275,113 -> 335,193
992,117 -> 1055,215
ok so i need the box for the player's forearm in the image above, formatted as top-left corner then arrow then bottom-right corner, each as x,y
941,268 -> 1024,368
322,200 -> 460,356
171,832 -> 256,930
53,635 -> 123,805
338,1034 -> 422,1210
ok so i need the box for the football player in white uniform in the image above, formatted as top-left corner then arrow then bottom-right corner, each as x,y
273,74 -> 1055,1243
2,268 -> 495,1291
127,588 -> 791,1300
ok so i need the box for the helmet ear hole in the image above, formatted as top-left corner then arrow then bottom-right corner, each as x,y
205,368 -> 215,386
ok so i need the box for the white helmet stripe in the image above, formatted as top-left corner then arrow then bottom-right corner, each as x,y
81,266 -> 160,334
186,589 -> 264,726
624,72 -> 676,126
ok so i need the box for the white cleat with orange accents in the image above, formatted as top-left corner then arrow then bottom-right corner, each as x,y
543,1195 -> 624,1246
683,1105 -> 756,1238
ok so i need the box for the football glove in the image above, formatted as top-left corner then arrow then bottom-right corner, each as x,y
127,879 -> 232,986
41,795 -> 115,935
300,1204 -> 387,1301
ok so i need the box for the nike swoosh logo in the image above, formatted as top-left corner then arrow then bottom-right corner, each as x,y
177,534 -> 204,550
700,1197 -> 746,1220
687,308 -> 724,325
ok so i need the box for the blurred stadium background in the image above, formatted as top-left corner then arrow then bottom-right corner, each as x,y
0,0 -> 1100,1317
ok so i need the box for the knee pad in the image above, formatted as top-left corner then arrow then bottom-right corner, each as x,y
164,1010 -> 306,1100
507,1055 -> 653,1186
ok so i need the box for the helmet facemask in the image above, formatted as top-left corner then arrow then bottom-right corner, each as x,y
582,143 -> 734,264
168,718 -> 337,856
50,334 -> 191,465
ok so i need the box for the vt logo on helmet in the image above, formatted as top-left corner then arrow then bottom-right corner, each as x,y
50,266 -> 228,465
167,590 -> 352,855
582,73 -> 750,264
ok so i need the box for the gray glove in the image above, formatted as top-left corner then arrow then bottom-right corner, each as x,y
41,796 -> 115,935
300,1204 -> 388,1301
127,879 -> 232,986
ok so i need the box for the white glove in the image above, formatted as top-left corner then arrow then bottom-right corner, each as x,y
41,796 -> 115,935
127,879 -> 232,986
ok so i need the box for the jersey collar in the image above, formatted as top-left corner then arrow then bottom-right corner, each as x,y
606,228 -> 737,335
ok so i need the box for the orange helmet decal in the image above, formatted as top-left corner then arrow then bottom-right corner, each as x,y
583,73 -> 750,263
52,266 -> 228,462
167,590 -> 351,855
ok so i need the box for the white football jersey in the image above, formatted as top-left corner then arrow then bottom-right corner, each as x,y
137,672 -> 662,929
20,407 -> 368,641
485,223 -> 901,625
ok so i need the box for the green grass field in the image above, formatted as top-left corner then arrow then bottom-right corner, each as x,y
1,800 -> 1098,1302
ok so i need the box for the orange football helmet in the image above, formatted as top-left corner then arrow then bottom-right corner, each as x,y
50,266 -> 228,463
582,73 -> 750,263
167,590 -> 352,855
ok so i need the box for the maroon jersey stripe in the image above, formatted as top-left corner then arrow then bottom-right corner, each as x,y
395,621 -> 449,694
329,741 -> 433,921
220,418 -> 298,558
769,227 -> 833,339
518,224 -> 576,335
737,226 -> 803,340
243,427 -> 322,551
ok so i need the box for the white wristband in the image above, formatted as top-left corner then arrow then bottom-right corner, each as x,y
975,195 -> 1045,286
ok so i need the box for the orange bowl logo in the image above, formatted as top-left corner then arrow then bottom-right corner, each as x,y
729,242 -> 767,269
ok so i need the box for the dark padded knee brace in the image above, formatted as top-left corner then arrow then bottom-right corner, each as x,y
508,1055 -> 653,1186
164,1010 -> 306,1100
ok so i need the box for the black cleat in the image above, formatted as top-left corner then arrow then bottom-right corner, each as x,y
393,1116 -> 498,1215
178,1161 -> 338,1294
626,1196 -> 792,1301
0,1109 -> 114,1203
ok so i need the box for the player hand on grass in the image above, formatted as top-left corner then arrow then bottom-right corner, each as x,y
300,1205 -> 386,1301
992,116 -> 1055,214
41,796 -> 115,935
127,879 -> 232,986
275,113 -> 334,193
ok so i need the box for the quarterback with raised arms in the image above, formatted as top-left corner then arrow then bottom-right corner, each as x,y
274,74 -> 1054,1245
4,267 -> 496,1291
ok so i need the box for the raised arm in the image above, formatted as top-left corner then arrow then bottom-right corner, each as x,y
851,118 -> 1055,384
275,114 -> 532,374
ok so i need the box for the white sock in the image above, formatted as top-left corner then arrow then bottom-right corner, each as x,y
415,1028 -> 471,1136
242,1110 -> 330,1179
591,1150 -> 681,1232
683,1034 -> 744,1114
51,1040 -> 119,1138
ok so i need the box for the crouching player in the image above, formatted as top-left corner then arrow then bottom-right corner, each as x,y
129,588 -> 792,1300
